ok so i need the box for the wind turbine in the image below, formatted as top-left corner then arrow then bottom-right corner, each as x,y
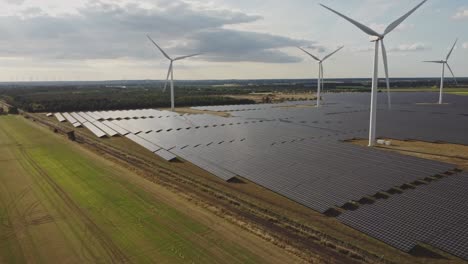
424,39 -> 458,105
147,35 -> 201,111
298,46 -> 344,107
320,0 -> 427,147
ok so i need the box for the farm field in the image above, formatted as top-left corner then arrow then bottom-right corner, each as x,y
0,115 -> 299,263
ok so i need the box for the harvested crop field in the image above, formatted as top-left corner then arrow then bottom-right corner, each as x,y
0,115 -> 300,263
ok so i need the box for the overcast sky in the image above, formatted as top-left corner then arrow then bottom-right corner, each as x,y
0,0 -> 467,81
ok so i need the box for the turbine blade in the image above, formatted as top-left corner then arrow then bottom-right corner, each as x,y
384,0 -> 428,36
445,63 -> 458,85
174,53 -> 202,61
446,39 -> 458,61
163,62 -> 173,92
322,46 -> 344,61
423,61 -> 444,63
320,4 -> 380,37
297,47 -> 321,61
147,35 -> 172,60
381,41 -> 391,107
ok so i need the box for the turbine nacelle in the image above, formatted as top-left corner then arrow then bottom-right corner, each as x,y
369,35 -> 384,42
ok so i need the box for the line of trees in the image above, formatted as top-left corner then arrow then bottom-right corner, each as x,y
0,86 -> 256,112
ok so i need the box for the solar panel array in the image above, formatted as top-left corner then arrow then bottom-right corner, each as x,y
338,172 -> 468,261
192,100 -> 316,112
172,137 -> 453,212
52,92 -> 468,258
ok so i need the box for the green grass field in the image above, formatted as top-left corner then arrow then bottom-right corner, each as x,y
0,115 -> 295,263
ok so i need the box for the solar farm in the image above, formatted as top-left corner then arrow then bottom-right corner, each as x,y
52,92 -> 468,261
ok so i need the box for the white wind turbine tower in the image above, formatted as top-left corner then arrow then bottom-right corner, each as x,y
147,35 -> 201,111
424,39 -> 458,105
298,46 -> 344,107
320,0 -> 427,147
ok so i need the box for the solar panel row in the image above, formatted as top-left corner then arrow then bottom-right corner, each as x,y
93,121 -> 118,137
82,122 -> 106,138
192,100 -> 316,112
173,137 -> 454,213
63,113 -> 78,124
338,172 -> 468,260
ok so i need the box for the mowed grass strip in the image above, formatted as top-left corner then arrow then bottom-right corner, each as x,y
0,115 -> 292,263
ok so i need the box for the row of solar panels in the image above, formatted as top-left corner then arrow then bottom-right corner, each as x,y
171,137 -> 454,213
55,109 -> 178,122
228,99 -> 468,145
125,134 -> 177,161
191,100 -> 315,112
338,172 -> 468,261
53,111 -> 178,161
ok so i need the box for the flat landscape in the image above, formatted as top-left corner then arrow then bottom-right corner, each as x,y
0,115 -> 299,263
0,0 -> 467,262
12,91 -> 465,264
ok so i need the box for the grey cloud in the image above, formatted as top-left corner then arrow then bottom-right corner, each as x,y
176,28 -> 310,63
0,0 -> 310,63
4,0 -> 25,5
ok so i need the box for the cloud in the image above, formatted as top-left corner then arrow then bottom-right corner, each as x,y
4,0 -> 25,5
0,0 -> 312,63
368,22 -> 414,33
389,43 -> 428,52
350,43 -> 428,53
463,43 -> 468,49
176,29 -> 310,63
453,7 -> 468,19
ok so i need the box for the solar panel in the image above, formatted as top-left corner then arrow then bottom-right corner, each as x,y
82,122 -> 106,138
54,113 -> 66,122
70,112 -> 87,123
79,112 -> 96,123
63,113 -> 78,124
125,134 -> 161,152
154,149 -> 177,161
93,121 -> 118,137
102,120 -> 129,135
